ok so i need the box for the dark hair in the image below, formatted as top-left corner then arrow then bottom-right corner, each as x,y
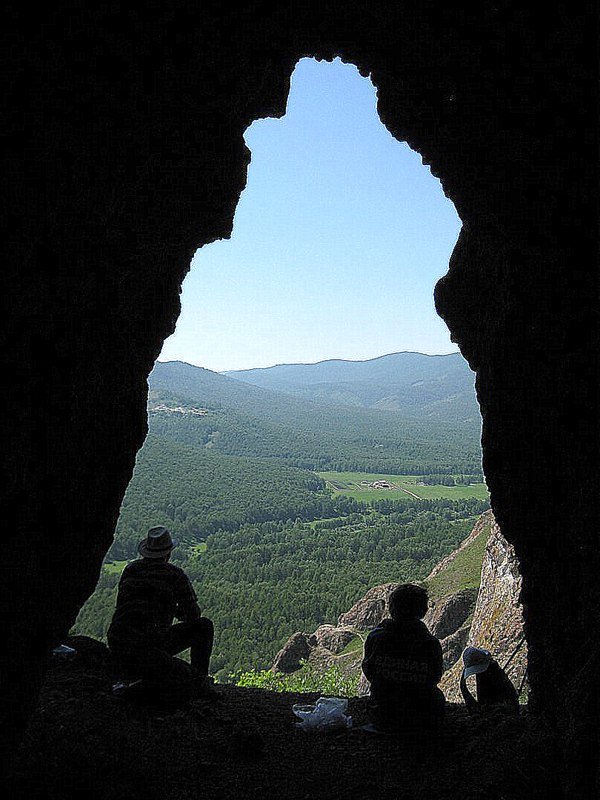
388,584 -> 428,620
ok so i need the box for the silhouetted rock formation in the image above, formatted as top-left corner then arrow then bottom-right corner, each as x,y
7,635 -> 560,800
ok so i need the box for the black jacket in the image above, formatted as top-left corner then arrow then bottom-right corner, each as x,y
362,618 -> 444,709
108,559 -> 198,649
460,660 -> 519,714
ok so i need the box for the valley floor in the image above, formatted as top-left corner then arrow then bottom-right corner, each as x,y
8,637 -> 560,800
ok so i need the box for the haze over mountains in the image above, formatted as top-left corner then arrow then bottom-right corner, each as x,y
224,351 -> 478,418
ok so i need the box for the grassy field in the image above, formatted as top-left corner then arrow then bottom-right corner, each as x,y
426,514 -> 492,600
318,471 -> 489,502
339,634 -> 366,656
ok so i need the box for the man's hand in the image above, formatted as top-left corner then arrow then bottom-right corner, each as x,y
176,600 -> 202,623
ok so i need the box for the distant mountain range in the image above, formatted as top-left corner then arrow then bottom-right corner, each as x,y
147,355 -> 482,476
224,351 -> 478,419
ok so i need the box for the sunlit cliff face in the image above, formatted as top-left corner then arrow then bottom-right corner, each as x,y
2,3 -> 596,794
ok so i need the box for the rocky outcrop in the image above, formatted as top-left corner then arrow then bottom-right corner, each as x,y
309,625 -> 355,655
422,587 -> 478,672
274,512 -> 526,708
337,584 -> 399,630
440,624 -> 471,672
270,585 -> 401,675
470,521 -> 525,658
424,588 -> 478,640
271,632 -> 311,674
441,516 -> 525,700
441,516 -> 526,694
272,625 -> 357,674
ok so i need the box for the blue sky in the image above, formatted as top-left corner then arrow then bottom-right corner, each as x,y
159,58 -> 462,372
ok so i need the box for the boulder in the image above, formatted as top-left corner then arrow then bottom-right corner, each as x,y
312,625 -> 356,654
271,632 -> 311,674
337,583 -> 399,630
424,587 -> 478,640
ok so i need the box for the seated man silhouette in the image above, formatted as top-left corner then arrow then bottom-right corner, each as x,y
361,583 -> 444,735
107,526 -> 213,693
460,646 -> 519,715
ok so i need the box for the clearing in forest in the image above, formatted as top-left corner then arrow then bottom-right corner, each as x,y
318,471 -> 489,502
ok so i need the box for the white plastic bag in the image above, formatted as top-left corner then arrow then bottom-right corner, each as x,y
292,696 -> 352,732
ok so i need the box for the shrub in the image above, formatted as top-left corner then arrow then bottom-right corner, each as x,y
234,662 -> 359,697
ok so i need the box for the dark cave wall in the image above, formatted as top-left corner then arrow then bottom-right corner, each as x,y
2,1 -> 597,791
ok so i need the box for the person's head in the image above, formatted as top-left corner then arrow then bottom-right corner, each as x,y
138,526 -> 177,561
462,646 -> 492,678
388,583 -> 429,621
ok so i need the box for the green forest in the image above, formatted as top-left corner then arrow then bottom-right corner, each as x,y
148,397 -> 482,475
108,434 -> 334,560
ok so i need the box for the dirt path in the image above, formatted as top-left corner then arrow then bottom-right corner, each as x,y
395,484 -> 422,500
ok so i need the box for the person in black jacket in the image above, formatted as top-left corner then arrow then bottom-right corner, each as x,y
107,526 -> 213,691
361,583 -> 444,734
459,646 -> 519,715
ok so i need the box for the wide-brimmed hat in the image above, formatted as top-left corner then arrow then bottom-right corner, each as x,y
138,526 -> 177,559
462,646 -> 492,678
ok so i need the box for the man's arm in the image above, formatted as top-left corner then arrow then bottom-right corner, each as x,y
460,672 -> 479,715
179,600 -> 202,622
361,631 -> 379,682
431,637 -> 443,683
175,570 -> 202,622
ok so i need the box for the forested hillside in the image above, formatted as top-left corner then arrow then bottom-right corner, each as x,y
149,361 -> 482,474
108,435 -> 334,560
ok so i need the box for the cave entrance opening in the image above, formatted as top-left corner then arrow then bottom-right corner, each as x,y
75,57 -> 492,691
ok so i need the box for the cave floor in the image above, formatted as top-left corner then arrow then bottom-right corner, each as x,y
8,637 -> 560,800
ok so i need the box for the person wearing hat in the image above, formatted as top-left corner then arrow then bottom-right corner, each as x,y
107,526 -> 214,689
361,583 -> 445,736
460,646 -> 519,715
